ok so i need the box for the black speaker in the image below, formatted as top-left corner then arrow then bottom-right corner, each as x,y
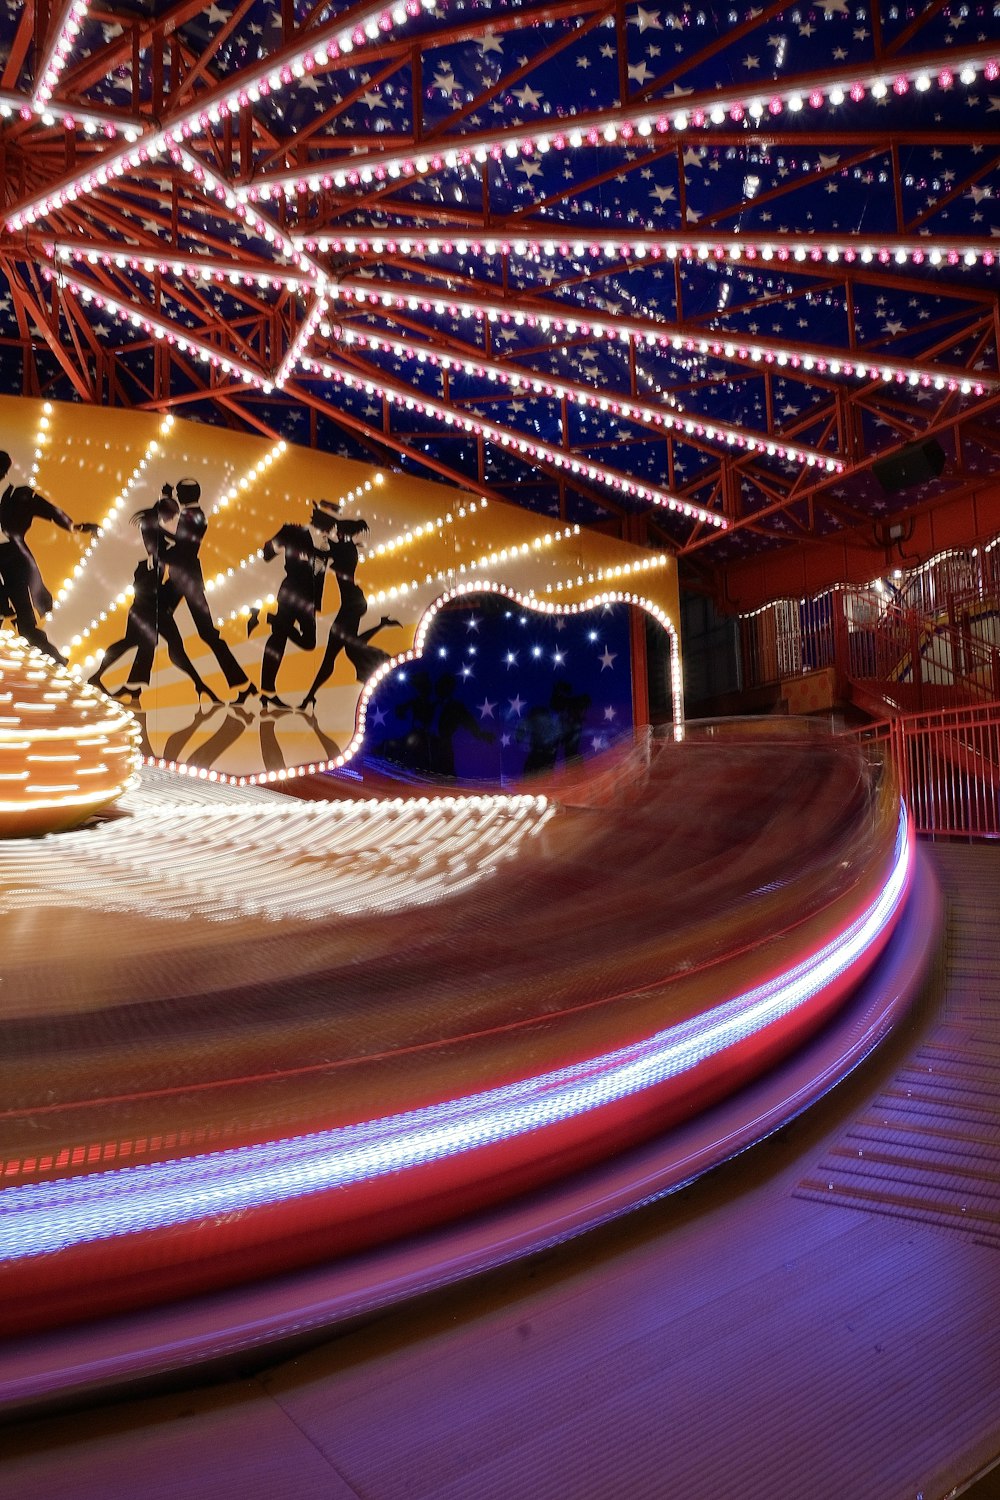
872,438 -> 946,495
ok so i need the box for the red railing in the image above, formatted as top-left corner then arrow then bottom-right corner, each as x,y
848,700 -> 1000,839
848,604 -> 1000,709
740,587 -> 1000,714
897,546 -> 1000,620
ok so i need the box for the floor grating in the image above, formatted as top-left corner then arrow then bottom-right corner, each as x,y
797,842 -> 1000,1248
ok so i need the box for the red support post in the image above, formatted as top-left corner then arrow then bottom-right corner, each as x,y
910,615 -> 924,711
629,607 -> 650,728
832,589 -> 850,696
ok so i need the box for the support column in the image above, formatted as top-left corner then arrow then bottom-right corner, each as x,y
623,510 -> 653,727
629,607 -> 650,728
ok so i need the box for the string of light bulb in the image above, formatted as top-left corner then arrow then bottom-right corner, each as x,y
326,280 -> 993,398
32,0 -> 91,110
4,0 -> 444,232
334,325 -> 841,472
49,415 -> 176,623
298,354 -> 728,528
295,228 -> 999,273
241,47 -> 1000,201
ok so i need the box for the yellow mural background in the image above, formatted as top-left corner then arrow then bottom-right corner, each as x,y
0,397 -> 681,778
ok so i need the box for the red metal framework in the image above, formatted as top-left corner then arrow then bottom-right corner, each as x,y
0,1 -> 997,583
740,534 -> 1000,714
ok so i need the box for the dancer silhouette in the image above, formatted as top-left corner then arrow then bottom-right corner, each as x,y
253,498 -> 339,710
300,517 -> 397,711
0,449 -> 98,664
429,674 -> 495,776
164,478 -> 257,703
88,488 -> 220,706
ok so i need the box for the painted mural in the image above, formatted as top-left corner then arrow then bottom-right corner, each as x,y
363,599 -> 634,783
0,397 -> 681,782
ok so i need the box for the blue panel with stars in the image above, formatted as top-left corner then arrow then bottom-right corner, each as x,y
361,598 -> 634,783
2,0 -> 994,568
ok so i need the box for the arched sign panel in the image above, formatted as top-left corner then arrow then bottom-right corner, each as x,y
0,397 -> 681,782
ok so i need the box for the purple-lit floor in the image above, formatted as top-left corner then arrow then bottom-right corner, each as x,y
1,841 -> 998,1499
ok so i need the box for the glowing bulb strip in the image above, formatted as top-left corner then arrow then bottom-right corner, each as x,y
366,523 -> 582,607
0,811 -> 910,1260
336,325 -> 841,472
739,529 -> 1000,623
50,416 -> 176,620
208,438 -> 287,517
169,146 -> 320,278
0,88 -> 139,137
213,491 -> 482,624
243,50 -> 1000,199
298,228 -> 1000,274
299,355 -> 728,527
46,229 -> 1000,293
4,0 -> 444,232
32,0 -> 91,109
7,130 -> 174,232
365,494 -> 484,562
68,583 -> 137,656
40,266 -> 274,390
44,241 -> 316,291
328,280 -> 994,398
542,552 -> 668,594
274,297 -> 328,388
26,401 -> 54,489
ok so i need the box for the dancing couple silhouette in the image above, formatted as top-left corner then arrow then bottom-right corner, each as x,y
252,497 -> 398,712
89,477 -> 257,706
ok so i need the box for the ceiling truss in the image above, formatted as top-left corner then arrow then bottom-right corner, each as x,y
0,0 -> 997,589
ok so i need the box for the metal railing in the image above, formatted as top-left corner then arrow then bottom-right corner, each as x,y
741,586 -> 1000,713
741,587 -> 879,692
848,700 -> 1000,840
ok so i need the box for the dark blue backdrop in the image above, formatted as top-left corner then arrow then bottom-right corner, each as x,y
362,597 -> 635,782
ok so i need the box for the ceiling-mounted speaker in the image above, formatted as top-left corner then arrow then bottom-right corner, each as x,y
872,438 -> 947,495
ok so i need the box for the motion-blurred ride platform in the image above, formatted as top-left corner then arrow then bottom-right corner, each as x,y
0,721 -> 936,1412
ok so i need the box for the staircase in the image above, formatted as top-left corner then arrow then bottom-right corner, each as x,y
843,597 -> 1000,720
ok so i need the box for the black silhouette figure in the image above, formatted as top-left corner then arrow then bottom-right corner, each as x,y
162,477 -> 257,703
381,668 -> 436,770
253,498 -> 339,710
307,715 -> 343,765
518,682 -> 591,772
300,518 -> 396,711
88,488 -> 220,706
429,674 -> 494,777
0,449 -> 98,665
518,705 -> 561,773
552,680 -> 591,760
